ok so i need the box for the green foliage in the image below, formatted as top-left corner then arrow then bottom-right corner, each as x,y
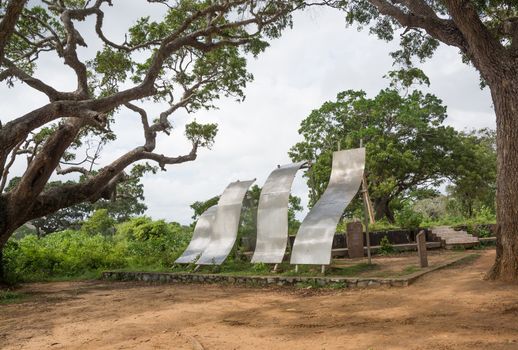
289,76 -> 464,221
336,0 -> 518,70
90,46 -> 133,94
395,206 -> 423,230
446,129 -> 496,218
190,196 -> 219,221
3,231 -> 125,282
368,219 -> 399,232
476,226 -> 492,238
288,195 -> 303,234
185,121 -> 218,148
252,262 -> 270,273
4,217 -> 193,282
378,235 -> 395,255
412,196 -> 449,220
115,217 -> 178,241
81,209 -> 116,236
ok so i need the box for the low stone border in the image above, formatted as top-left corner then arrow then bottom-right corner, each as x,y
102,254 -> 477,289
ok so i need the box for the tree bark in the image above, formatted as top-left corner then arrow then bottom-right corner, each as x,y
487,79 -> 518,282
374,197 -> 395,223
0,249 -> 5,285
0,195 -> 12,284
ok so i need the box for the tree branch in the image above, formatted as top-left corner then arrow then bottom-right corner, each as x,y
26,142 -> 199,222
367,0 -> 468,51
0,0 -> 28,61
442,0 -> 507,79
0,139 -> 23,192
1,59 -> 69,101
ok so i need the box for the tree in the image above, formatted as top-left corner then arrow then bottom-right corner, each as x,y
0,0 -> 299,280
8,164 -> 149,236
289,75 -> 464,222
447,129 -> 497,218
320,0 -> 518,281
80,208 -> 116,236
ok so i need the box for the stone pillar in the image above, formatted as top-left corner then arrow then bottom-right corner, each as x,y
416,230 -> 428,268
346,221 -> 364,258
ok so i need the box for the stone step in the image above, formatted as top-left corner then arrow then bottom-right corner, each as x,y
444,239 -> 479,244
431,226 -> 479,248
444,237 -> 479,241
436,235 -> 475,239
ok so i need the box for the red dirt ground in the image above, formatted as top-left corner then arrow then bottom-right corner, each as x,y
1,249 -> 518,350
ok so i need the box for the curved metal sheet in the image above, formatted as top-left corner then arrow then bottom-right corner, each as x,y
175,205 -> 217,264
251,162 -> 307,264
197,179 -> 255,265
290,148 -> 365,265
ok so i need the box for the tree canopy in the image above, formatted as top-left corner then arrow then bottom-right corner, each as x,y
0,0 -> 300,255
289,72 -> 494,222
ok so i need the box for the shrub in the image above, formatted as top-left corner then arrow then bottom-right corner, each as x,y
475,226 -> 492,238
81,209 -> 116,236
395,206 -> 423,230
115,217 -> 176,241
378,235 -> 395,255
4,218 -> 193,282
412,196 -> 448,220
3,231 -> 125,281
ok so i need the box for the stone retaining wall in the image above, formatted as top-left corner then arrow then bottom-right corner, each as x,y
102,271 -> 410,288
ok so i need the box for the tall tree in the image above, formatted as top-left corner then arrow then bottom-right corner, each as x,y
321,0 -> 518,281
0,0 -> 299,280
447,129 -> 497,218
289,74 -> 463,222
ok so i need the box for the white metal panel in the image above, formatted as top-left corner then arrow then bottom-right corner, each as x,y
196,179 -> 255,265
175,205 -> 217,264
290,148 -> 365,265
251,162 -> 306,264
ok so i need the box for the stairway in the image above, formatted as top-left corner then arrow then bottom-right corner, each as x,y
431,226 -> 479,249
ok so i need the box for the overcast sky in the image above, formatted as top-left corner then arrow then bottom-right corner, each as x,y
1,3 -> 495,224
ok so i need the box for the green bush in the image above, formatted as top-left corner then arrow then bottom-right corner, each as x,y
115,217 -> 177,241
395,206 -> 423,230
81,209 -> 116,236
4,218 -> 193,282
3,230 -> 125,281
378,235 -> 395,255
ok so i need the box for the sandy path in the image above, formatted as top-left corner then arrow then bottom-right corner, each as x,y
1,249 -> 518,350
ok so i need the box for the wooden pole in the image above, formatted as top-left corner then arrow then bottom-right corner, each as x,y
360,138 -> 372,264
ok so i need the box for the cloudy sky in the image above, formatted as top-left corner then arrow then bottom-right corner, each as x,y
1,2 -> 495,224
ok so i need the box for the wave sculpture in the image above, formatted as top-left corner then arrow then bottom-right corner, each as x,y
290,148 -> 365,265
175,205 -> 217,264
196,179 -> 256,265
251,162 -> 307,264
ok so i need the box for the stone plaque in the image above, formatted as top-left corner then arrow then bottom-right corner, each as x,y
346,221 -> 364,258
416,231 -> 428,268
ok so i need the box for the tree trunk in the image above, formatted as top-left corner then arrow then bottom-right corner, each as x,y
0,194 -> 12,284
0,205 -> 13,285
374,197 -> 395,223
0,248 -> 5,285
487,79 -> 518,282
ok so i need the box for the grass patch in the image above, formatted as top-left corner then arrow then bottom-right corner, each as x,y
449,253 -> 480,267
401,265 -> 420,275
0,289 -> 26,305
108,260 -> 381,278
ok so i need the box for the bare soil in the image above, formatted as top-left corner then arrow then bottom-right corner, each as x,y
1,249 -> 518,350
